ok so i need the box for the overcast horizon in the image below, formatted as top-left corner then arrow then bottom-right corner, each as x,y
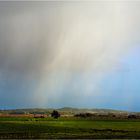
0,1 -> 140,112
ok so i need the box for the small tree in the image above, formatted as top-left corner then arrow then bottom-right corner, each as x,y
51,110 -> 60,119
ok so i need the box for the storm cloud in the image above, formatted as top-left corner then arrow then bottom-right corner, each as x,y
0,1 -> 140,109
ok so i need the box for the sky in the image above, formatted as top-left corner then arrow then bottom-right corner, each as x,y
0,1 -> 140,111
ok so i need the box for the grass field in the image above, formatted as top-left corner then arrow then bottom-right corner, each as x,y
0,117 -> 140,139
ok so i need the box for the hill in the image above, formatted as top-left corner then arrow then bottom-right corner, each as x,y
0,107 -> 129,115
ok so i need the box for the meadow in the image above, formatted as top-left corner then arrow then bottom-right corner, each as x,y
0,117 -> 140,139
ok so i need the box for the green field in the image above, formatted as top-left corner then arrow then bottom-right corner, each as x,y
0,117 -> 140,139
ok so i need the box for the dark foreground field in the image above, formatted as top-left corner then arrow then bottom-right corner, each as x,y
0,117 -> 140,139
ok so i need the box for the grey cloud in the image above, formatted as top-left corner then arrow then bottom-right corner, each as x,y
0,1 -> 140,108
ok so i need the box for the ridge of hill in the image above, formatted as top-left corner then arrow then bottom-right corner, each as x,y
0,107 -> 130,115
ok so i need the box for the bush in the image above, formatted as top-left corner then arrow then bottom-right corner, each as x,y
51,110 -> 60,119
